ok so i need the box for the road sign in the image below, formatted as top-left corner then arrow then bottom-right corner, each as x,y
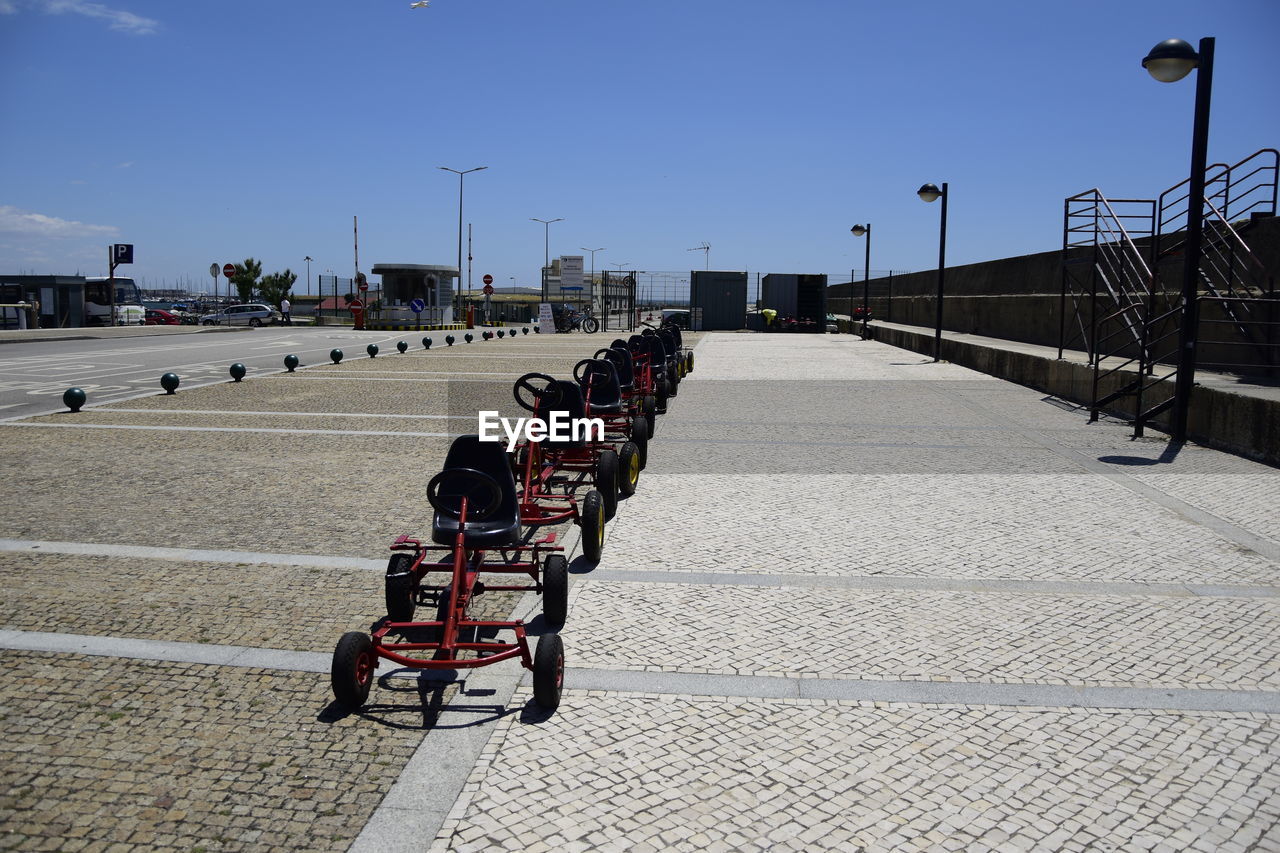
209,263 -> 218,278
482,274 -> 493,285
223,263 -> 236,278
409,298 -> 426,313
358,281 -> 369,292
482,284 -> 494,295
112,244 -> 133,265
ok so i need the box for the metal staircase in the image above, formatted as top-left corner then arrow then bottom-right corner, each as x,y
1060,148 -> 1279,436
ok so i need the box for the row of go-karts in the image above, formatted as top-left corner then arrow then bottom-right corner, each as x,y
330,322 -> 694,714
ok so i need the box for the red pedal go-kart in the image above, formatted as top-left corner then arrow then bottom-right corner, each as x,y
331,435 -> 565,712
511,372 -> 637,560
576,355 -> 650,469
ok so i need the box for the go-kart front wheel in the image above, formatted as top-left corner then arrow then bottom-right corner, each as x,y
579,489 -> 605,563
532,633 -> 564,710
384,554 -> 417,622
596,449 -> 619,520
619,442 -> 641,496
331,632 -> 376,710
542,554 -> 569,627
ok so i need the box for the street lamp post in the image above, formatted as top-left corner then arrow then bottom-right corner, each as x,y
1143,36 -> 1215,444
440,166 -> 487,317
850,224 -> 872,338
917,183 -> 948,362
581,246 -> 604,289
531,218 -> 563,270
304,256 -> 312,296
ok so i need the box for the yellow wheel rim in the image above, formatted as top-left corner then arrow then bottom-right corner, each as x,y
628,453 -> 639,485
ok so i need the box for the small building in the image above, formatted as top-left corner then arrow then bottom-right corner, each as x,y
372,264 -> 458,324
690,270 -> 748,330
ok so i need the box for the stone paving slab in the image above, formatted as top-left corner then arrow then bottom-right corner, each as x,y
0,427 -> 452,556
431,691 -> 1280,853
0,551 -> 522,654
686,336 -> 998,381
1124,473 -> 1280,547
0,651 -> 433,853
561,580 -> 1280,689
603,473 -> 1280,584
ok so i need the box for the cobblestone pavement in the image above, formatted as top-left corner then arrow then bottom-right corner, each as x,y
0,332 -> 621,852
2,330 -> 1277,852
427,333 -> 1280,852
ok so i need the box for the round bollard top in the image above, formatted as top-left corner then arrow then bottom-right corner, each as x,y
533,326 -> 540,334
465,333 -> 474,343
330,348 -> 344,363
396,340 -> 408,353
523,327 -> 529,335
160,372 -> 180,394
63,387 -> 86,412
422,337 -> 432,349
229,362 -> 247,381
367,343 -> 379,358
283,354 -> 299,372
445,335 -> 455,346
497,330 -> 505,339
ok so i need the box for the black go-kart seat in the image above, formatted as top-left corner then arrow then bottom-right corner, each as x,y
601,346 -> 635,391
628,335 -> 656,372
665,324 -> 684,349
576,358 -> 624,415
644,335 -> 670,381
543,379 -> 589,448
431,435 -> 522,548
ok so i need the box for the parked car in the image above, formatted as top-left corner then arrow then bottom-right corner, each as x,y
145,308 -> 181,326
199,303 -> 281,327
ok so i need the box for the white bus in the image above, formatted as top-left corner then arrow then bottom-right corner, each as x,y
84,276 -> 145,326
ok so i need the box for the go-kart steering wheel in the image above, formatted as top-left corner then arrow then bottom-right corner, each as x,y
573,358 -> 606,387
427,468 -> 504,521
513,373 -> 562,412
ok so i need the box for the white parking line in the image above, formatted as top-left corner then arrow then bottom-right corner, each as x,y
1,422 -> 454,437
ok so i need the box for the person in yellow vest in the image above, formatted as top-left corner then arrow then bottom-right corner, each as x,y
762,308 -> 777,331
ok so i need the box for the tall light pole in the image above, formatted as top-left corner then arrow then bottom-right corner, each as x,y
609,262 -> 630,271
850,224 -> 872,338
1143,37 -> 1214,444
531,217 -> 563,270
918,182 -> 948,362
440,166 -> 487,315
581,247 -> 605,286
304,256 -> 312,296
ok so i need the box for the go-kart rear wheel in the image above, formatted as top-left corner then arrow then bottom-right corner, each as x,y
629,416 -> 648,469
542,554 -> 569,627
532,633 -> 564,710
685,351 -> 694,373
331,632 -> 376,709
384,554 -> 417,622
643,395 -> 657,437
655,380 -> 669,414
596,450 -> 619,520
619,442 -> 640,496
580,489 -> 605,563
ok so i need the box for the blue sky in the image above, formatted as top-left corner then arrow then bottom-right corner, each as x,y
2,0 -> 1277,294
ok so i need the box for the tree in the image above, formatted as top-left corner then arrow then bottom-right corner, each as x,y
231,258 -> 262,303
258,269 -> 298,309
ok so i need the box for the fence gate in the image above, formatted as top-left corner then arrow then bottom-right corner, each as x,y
601,271 -> 636,332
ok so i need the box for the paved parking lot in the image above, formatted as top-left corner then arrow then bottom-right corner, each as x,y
1,329 -> 1277,852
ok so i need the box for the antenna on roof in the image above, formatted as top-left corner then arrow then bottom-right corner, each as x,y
686,242 -> 710,270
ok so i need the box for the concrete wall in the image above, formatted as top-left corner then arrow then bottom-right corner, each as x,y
829,216 -> 1280,373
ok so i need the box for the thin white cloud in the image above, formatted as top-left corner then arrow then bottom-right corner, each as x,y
41,0 -> 159,35
0,1 -> 18,14
115,161 -> 134,169
0,205 -> 119,238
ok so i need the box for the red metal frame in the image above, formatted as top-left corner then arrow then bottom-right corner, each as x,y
370,498 -> 562,672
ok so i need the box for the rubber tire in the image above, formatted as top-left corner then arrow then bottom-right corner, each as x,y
643,395 -> 657,438
629,416 -> 648,470
580,489 -> 605,563
532,633 -> 564,711
542,554 -> 569,627
331,632 -> 376,709
686,351 -> 694,373
656,380 -> 669,414
596,449 -> 619,520
618,442 -> 640,496
384,554 -> 416,622
202,319 -> 214,326
249,318 -> 262,327
582,317 -> 599,334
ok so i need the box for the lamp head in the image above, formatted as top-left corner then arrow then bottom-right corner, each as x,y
850,225 -> 867,237
917,183 -> 943,203
1142,38 -> 1198,83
